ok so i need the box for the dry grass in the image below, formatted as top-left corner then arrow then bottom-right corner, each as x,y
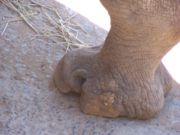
1,0 -> 89,52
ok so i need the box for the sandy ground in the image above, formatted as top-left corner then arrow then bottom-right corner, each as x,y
0,0 -> 180,135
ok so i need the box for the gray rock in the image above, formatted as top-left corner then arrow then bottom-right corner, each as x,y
0,0 -> 179,135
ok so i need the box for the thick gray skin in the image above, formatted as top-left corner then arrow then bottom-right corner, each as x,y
54,0 -> 180,119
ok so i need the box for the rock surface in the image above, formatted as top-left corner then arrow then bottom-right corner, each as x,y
0,0 -> 180,135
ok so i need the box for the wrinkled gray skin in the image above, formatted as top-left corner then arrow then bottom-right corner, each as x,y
54,0 -> 180,119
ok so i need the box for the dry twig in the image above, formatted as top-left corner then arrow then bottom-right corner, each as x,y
1,0 -> 88,50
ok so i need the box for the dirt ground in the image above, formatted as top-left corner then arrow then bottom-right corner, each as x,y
0,0 -> 180,135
